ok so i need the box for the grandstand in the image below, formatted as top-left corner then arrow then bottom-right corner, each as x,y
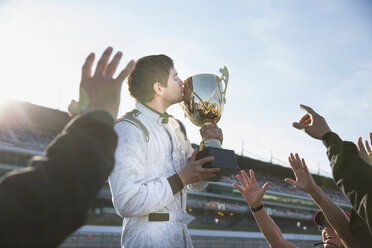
0,100 -> 351,247
0,100 -> 70,177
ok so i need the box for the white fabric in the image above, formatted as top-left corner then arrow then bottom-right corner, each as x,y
109,102 -> 208,248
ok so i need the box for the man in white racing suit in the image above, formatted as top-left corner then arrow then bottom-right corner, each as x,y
109,55 -> 222,248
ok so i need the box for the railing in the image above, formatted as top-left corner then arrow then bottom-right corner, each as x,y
59,226 -> 321,248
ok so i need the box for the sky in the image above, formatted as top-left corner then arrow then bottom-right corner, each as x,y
0,0 -> 371,177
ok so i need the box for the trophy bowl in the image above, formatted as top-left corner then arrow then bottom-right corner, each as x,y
182,74 -> 225,127
181,67 -> 229,149
180,67 -> 239,181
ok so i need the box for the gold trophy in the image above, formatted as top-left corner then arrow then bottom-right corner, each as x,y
181,66 -> 239,181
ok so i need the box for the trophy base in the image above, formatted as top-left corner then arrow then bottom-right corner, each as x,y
196,147 -> 240,182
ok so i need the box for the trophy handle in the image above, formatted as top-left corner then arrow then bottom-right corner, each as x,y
217,66 -> 229,104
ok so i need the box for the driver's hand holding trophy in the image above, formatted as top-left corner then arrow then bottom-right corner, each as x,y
181,66 -> 239,181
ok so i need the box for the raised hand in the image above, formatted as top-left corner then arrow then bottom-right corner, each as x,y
233,169 -> 269,208
356,134 -> 372,165
292,104 -> 331,140
285,153 -> 317,193
68,47 -> 135,118
178,148 -> 220,186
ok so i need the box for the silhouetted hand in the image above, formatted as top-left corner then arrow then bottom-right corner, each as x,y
68,47 -> 135,118
292,104 -> 332,140
233,169 -> 269,209
356,133 -> 372,165
285,153 -> 317,194
178,148 -> 220,186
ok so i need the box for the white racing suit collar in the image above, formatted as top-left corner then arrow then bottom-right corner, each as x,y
136,102 -> 171,125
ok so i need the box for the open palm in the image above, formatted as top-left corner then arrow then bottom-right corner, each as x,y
285,153 -> 316,193
69,47 -> 135,118
233,169 -> 269,208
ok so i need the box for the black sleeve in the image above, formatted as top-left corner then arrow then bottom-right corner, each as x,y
0,110 -> 117,248
322,132 -> 372,239
167,174 -> 184,195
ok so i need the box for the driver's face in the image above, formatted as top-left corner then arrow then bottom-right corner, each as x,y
321,224 -> 344,248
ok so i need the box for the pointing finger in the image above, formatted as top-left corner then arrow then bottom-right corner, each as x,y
299,104 -> 316,115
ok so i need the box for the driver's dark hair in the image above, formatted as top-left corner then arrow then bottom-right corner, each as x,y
128,55 -> 173,103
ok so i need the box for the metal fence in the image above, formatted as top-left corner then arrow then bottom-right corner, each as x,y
59,226 -> 321,248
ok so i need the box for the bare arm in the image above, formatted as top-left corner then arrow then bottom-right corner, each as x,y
251,208 -> 297,248
0,47 -> 132,247
293,105 -> 372,238
234,170 -> 297,248
285,153 -> 360,248
309,186 -> 360,248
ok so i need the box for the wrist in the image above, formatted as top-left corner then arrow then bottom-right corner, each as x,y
85,104 -> 117,119
321,131 -> 335,142
320,129 -> 332,139
177,172 -> 187,187
249,201 -> 262,209
251,203 -> 264,212
308,184 -> 321,195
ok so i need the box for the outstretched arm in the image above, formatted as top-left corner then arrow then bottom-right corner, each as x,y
233,170 -> 297,248
285,153 -> 360,248
292,105 -> 372,237
0,47 -> 133,247
322,132 -> 372,237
